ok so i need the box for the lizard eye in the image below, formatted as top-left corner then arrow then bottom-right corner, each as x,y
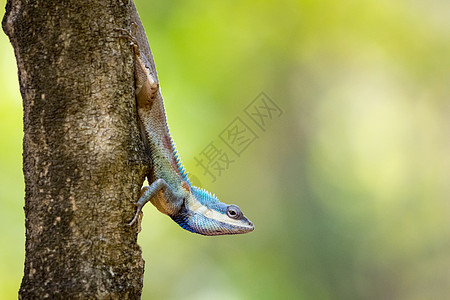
226,205 -> 242,219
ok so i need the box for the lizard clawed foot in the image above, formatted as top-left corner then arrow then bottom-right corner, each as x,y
115,23 -> 140,55
128,203 -> 144,233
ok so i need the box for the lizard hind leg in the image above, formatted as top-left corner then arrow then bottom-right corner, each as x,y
115,25 -> 159,108
115,25 -> 140,56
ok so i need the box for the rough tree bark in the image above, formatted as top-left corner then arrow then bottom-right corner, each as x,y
3,0 -> 155,298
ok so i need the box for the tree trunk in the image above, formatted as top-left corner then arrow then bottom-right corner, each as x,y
3,0 -> 153,298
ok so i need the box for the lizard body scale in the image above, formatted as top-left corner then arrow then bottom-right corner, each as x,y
120,29 -> 254,236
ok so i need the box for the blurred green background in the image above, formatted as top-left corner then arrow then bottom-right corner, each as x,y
1,0 -> 449,299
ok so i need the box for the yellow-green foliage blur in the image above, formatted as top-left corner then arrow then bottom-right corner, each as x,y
1,0 -> 449,299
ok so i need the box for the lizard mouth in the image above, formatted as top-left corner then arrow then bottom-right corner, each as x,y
239,219 -> 255,232
247,220 -> 255,231
207,217 -> 255,235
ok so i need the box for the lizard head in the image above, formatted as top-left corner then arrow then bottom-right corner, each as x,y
170,186 -> 254,236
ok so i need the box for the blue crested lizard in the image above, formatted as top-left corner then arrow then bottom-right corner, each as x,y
118,28 -> 254,236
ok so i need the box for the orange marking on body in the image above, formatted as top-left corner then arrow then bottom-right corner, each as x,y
182,181 -> 191,193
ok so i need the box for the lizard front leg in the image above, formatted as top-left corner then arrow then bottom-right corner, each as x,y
128,179 -> 181,227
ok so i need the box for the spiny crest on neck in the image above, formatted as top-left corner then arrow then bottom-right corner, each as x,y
191,186 -> 222,210
168,128 -> 191,185
193,186 -> 217,201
